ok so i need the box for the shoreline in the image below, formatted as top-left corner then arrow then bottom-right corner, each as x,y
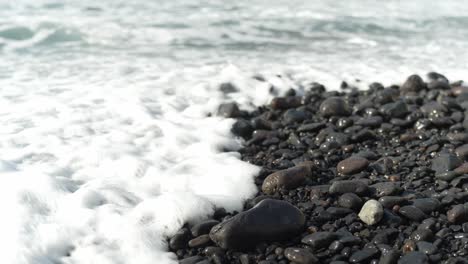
169,73 -> 468,264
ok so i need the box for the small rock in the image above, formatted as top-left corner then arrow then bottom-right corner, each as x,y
298,122 -> 326,132
399,205 -> 428,222
191,220 -> 220,237
411,198 -> 440,214
359,200 -> 384,225
203,247 -> 225,256
329,180 -> 369,196
447,204 -> 468,223
371,182 -> 400,197
355,116 -> 383,127
239,254 -> 250,264
455,144 -> 468,160
270,96 -> 302,110
401,74 -> 426,93
338,193 -> 363,211
262,165 -> 309,195
169,228 -> 191,250
283,109 -> 307,124
410,229 -> 433,242
454,163 -> 468,174
435,171 -> 460,181
431,153 -> 462,173
349,247 -> 380,263
397,251 -> 428,264
402,240 -> 417,253
337,156 -> 370,175
301,231 -> 338,249
380,101 -> 409,118
219,82 -> 238,93
231,119 -> 254,139
379,249 -> 400,264
188,234 -> 212,248
326,207 -> 354,217
179,256 -> 205,264
379,196 -> 407,208
284,247 -> 318,264
217,102 -> 241,118
417,241 -> 437,255
447,132 -> 468,142
319,97 -> 351,117
209,199 -> 305,249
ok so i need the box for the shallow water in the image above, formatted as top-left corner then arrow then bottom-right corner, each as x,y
0,1 -> 467,263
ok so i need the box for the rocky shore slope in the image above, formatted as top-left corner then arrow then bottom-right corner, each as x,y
170,73 -> 468,264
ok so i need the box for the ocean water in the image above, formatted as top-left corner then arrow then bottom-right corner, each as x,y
0,1 -> 467,263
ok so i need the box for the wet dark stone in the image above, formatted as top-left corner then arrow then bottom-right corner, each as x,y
337,156 -> 370,175
371,157 -> 395,174
179,256 -> 205,264
379,249 -> 400,264
195,260 -> 211,264
319,97 -> 351,117
203,247 -> 225,256
378,196 -> 407,208
371,182 -> 400,197
417,241 -> 437,255
397,251 -> 428,264
270,96 -> 302,110
427,72 -> 449,84
209,199 -> 305,250
329,240 -> 344,253
301,232 -> 338,249
326,207 -> 354,217
297,122 -> 326,132
218,102 -> 241,118
410,229 -> 433,242
349,247 -> 380,263
355,116 -> 383,127
380,100 -> 409,118
188,234 -> 212,248
401,74 -> 426,93
447,132 -> 468,142
262,166 -> 309,194
337,118 -> 353,129
284,247 -> 318,264
249,130 -> 278,144
219,82 -> 239,93
231,119 -> 254,139
239,254 -> 250,264
399,205 -> 428,222
447,204 -> 468,223
170,228 -> 192,250
455,144 -> 468,160
435,171 -> 461,181
410,198 -> 440,214
431,153 -> 462,173
338,235 -> 362,246
283,109 -> 307,124
454,163 -> 468,174
338,193 -> 363,211
329,180 -> 369,196
355,150 -> 379,160
421,102 -> 447,118
327,132 -> 350,145
191,220 -> 220,237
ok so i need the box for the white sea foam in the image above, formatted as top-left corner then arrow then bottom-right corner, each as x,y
0,62 -> 298,264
